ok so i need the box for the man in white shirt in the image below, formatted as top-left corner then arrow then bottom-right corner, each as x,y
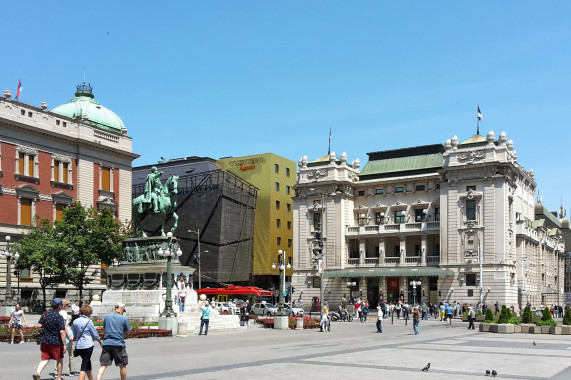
71,300 -> 80,322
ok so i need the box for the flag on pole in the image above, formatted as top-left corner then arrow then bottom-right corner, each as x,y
328,127 -> 332,155
477,105 -> 483,121
16,79 -> 22,100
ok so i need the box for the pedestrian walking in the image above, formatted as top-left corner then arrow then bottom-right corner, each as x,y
72,304 -> 102,380
421,302 -> 428,320
199,301 -> 211,335
467,306 -> 476,330
71,300 -> 81,322
178,283 -> 187,313
96,303 -> 130,380
362,301 -> 369,322
33,298 -> 67,380
54,299 -> 75,376
320,306 -> 330,332
8,303 -> 27,344
240,302 -> 250,327
376,306 -> 383,333
412,307 -> 421,335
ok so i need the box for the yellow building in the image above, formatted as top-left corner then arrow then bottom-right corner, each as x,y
218,153 -> 296,289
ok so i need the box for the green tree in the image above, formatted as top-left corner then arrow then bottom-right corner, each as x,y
541,307 -> 553,322
15,218 -> 67,310
563,309 -> 571,325
497,305 -> 511,324
56,202 -> 124,301
485,308 -> 495,322
522,305 -> 533,324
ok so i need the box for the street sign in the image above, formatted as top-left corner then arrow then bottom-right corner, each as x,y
318,259 -> 324,274
283,291 -> 287,297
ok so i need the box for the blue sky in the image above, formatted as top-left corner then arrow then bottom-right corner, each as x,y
1,1 -> 570,213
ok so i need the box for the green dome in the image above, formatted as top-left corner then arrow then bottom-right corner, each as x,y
51,83 -> 126,134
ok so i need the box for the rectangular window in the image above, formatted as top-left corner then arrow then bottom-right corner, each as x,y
395,186 -> 404,193
18,152 -> 25,174
357,213 -> 368,226
101,167 -> 111,191
466,185 -> 476,191
375,212 -> 385,224
27,155 -> 34,177
276,219 -> 281,228
277,237 -> 281,246
286,186 -> 290,195
313,212 -> 322,231
275,182 -> 280,191
287,221 -> 291,230
275,164 -> 279,173
435,207 -> 440,221
375,188 -> 384,195
466,273 -> 477,287
286,203 -> 291,212
20,198 -> 32,226
358,190 -> 365,196
286,168 -> 290,177
467,289 -> 474,297
55,204 -> 66,221
415,185 -> 425,191
288,239 -> 292,248
54,162 -> 60,182
466,200 -> 477,221
56,120 -> 60,126
62,162 -> 69,183
276,200 -> 280,210
394,210 -> 405,224
19,267 -> 32,281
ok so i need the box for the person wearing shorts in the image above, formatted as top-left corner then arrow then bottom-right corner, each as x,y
33,298 -> 66,380
97,303 -> 130,380
8,303 -> 27,344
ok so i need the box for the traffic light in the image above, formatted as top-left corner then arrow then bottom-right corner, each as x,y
438,290 -> 442,297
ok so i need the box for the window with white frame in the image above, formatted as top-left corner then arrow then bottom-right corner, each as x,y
466,200 -> 477,221
52,154 -> 72,185
15,146 -> 38,179
394,210 -> 406,224
357,213 -> 368,226
16,185 -> 39,226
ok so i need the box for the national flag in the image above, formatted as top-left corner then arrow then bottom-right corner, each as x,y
16,79 -> 22,99
477,105 -> 483,120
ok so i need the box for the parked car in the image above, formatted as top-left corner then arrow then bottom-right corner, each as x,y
212,301 -> 230,314
250,302 -> 277,316
283,303 -> 304,317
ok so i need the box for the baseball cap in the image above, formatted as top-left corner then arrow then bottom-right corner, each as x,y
52,298 -> 64,306
116,302 -> 126,310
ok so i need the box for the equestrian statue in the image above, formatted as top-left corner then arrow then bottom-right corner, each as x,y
132,166 -> 179,237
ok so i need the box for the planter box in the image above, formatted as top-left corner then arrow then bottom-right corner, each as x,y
476,315 -> 485,322
520,324 -> 534,333
561,326 -> 571,335
541,326 -> 551,334
479,322 -> 492,332
489,324 -> 498,333
529,326 -> 542,334
549,326 -> 562,335
513,324 -> 521,333
495,324 -> 514,334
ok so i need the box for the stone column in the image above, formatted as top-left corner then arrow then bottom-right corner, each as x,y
421,235 -> 427,265
359,238 -> 365,265
379,237 -> 385,265
399,235 -> 406,264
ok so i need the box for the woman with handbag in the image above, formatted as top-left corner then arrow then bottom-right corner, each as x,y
72,305 -> 102,380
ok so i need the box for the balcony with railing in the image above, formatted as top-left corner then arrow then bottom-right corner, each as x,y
345,221 -> 440,236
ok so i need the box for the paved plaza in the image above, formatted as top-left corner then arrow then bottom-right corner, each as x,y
3,315 -> 570,379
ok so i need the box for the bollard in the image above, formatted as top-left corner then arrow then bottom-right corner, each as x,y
391,311 -> 394,325
177,321 -> 188,337
296,317 -> 304,329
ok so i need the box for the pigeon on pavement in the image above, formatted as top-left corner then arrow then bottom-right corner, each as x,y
486,370 -> 491,376
533,341 -> 536,346
491,369 -> 497,377
422,363 -> 430,372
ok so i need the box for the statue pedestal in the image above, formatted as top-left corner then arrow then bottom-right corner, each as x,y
159,316 -> 179,335
91,258 -> 194,321
274,315 -> 289,330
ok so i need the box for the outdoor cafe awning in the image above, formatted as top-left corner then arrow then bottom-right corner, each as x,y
323,267 -> 454,278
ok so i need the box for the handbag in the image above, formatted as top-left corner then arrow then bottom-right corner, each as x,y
73,320 -> 90,357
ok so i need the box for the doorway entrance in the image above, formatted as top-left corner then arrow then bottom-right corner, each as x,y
387,276 -> 400,304
367,280 -> 379,309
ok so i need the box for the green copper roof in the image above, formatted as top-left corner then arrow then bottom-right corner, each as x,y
461,134 -> 486,144
360,153 -> 442,176
323,267 -> 454,278
51,83 -> 126,134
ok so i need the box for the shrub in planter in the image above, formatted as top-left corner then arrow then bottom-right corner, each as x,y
522,306 -> 533,324
563,309 -> 571,326
536,319 -> 557,327
541,307 -> 553,323
508,317 -> 520,325
497,305 -> 511,324
485,309 -> 495,322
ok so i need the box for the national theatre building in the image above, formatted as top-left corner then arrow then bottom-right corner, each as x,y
293,131 -> 568,311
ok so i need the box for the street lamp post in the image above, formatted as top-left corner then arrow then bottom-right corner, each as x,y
272,249 -> 291,329
158,232 -> 182,333
410,280 -> 421,305
2,236 -> 19,307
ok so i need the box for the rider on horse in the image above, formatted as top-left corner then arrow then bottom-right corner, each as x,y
141,166 -> 163,214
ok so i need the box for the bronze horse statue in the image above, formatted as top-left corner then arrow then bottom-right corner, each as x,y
132,174 -> 179,237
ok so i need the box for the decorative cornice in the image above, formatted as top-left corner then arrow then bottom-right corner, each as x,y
52,153 -> 72,163
16,145 -> 38,155
458,189 -> 483,200
457,149 -> 485,164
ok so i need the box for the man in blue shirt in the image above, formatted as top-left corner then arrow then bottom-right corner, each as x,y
97,303 -> 130,380
199,301 -> 211,335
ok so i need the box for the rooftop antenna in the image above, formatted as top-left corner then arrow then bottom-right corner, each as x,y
559,196 -> 566,219
328,127 -> 332,155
